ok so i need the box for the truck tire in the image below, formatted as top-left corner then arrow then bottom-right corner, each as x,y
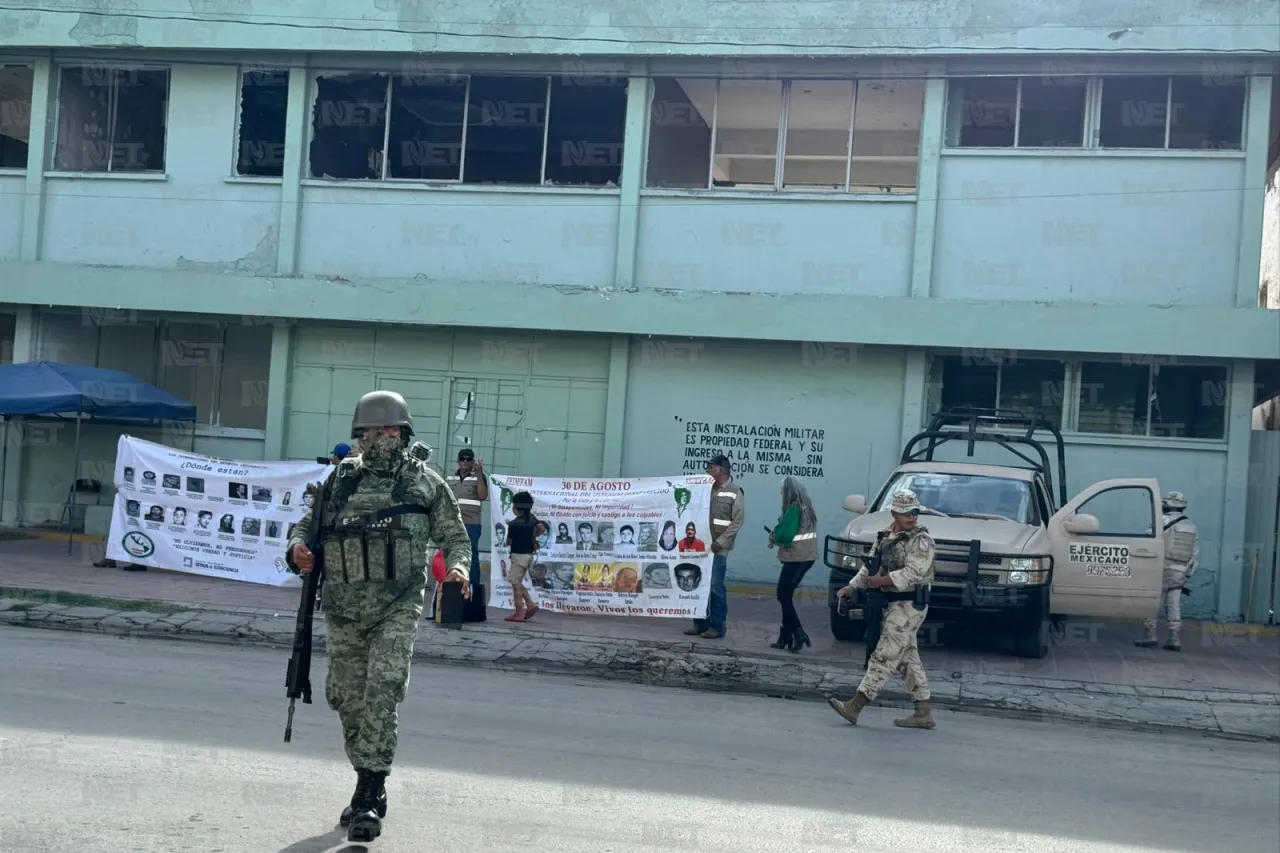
1012,591 -> 1051,658
830,607 -> 867,643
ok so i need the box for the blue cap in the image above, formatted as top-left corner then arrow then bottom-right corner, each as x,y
332,443 -> 351,458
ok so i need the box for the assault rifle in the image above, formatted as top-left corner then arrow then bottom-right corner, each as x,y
861,531 -> 890,667
284,478 -> 328,743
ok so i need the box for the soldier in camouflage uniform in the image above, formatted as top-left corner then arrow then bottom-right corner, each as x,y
1135,490 -> 1200,652
287,390 -> 472,843
828,490 -> 937,729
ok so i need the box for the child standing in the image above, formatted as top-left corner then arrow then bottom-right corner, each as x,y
505,491 -> 548,623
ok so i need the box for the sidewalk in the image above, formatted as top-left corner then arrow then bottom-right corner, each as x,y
2,537 -> 1278,740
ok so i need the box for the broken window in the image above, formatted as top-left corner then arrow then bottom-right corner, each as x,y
54,65 -> 169,172
945,76 -> 1087,148
236,69 -> 289,177
646,77 -> 924,192
1077,362 -> 1228,439
0,64 -> 33,169
930,354 -> 1066,429
309,71 -> 627,186
1099,75 -> 1246,150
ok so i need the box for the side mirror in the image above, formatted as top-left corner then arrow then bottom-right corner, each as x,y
1063,513 -> 1100,535
843,495 -> 868,514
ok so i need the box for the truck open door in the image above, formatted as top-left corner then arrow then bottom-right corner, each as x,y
1048,478 -> 1164,620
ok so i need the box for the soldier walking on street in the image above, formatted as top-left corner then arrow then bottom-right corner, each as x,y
827,490 -> 937,729
287,390 -> 472,843
1135,490 -> 1200,652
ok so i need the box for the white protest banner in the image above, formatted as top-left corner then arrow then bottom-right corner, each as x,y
486,474 -> 715,619
105,436 -> 330,586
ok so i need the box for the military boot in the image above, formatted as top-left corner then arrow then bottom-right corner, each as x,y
1134,620 -> 1158,648
346,770 -> 388,843
828,691 -> 870,725
1163,629 -> 1181,652
893,701 -> 937,729
339,769 -> 387,829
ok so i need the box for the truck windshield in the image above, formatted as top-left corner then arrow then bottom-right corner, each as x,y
874,473 -> 1037,525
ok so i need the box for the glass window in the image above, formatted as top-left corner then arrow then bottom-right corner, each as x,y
782,80 -> 852,189
235,69 -> 289,177
875,472 -> 1036,524
386,74 -> 466,181
463,75 -> 548,185
1149,364 -> 1229,439
1168,75 -> 1246,151
0,64 -> 33,169
645,77 -> 715,189
1075,486 -> 1156,537
712,79 -> 782,188
932,354 -> 1065,429
543,76 -> 628,186
1077,362 -> 1150,436
1099,76 -> 1171,149
55,65 -> 170,172
946,77 -> 1016,147
0,313 -> 15,364
850,79 -> 924,190
1017,76 -> 1087,148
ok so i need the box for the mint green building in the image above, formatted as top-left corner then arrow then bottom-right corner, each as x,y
1,2 -> 1278,623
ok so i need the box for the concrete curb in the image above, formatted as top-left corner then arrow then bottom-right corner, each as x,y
2,597 -> 1277,742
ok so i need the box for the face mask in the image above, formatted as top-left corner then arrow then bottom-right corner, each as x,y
359,431 -> 402,472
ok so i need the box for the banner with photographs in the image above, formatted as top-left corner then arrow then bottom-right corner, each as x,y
104,436 -> 330,586
486,475 -> 715,619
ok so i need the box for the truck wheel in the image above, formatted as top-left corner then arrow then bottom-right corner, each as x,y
830,607 -> 867,643
1012,620 -> 1049,659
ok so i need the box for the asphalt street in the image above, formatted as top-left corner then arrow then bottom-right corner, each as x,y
1,627 -> 1277,853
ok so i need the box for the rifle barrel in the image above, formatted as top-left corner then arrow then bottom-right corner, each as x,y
284,698 -> 296,743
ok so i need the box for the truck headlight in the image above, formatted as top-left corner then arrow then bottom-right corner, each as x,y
1007,558 -> 1045,585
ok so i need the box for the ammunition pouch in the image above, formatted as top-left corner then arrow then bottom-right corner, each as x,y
913,584 -> 931,612
322,503 -> 429,585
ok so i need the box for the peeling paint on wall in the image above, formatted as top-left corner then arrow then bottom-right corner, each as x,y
68,0 -> 140,46
175,227 -> 277,275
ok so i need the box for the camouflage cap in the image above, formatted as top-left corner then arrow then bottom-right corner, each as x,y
1163,491 -> 1188,509
890,489 -> 924,515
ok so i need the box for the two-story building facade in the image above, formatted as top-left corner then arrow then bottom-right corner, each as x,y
1,2 -> 1278,622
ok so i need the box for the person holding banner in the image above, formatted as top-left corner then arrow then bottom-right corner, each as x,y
685,454 -> 744,640
285,390 -> 473,843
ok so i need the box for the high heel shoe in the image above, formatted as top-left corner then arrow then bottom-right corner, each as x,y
787,627 -> 811,653
770,625 -> 791,649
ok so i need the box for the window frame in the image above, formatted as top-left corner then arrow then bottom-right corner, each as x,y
50,62 -> 173,175
930,353 -> 1069,429
645,76 -> 925,195
1076,360 -> 1231,440
231,66 -> 291,180
1071,485 -> 1158,539
943,73 -> 1251,154
0,62 -> 35,173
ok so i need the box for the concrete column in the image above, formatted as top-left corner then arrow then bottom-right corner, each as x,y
908,65 -> 946,299
276,63 -> 310,276
262,322 -> 293,459
1,307 -> 35,525
1217,359 -> 1256,621
19,59 -> 52,261
899,349 -> 928,451
601,335 -> 631,476
613,67 -> 651,292
1236,73 -> 1274,308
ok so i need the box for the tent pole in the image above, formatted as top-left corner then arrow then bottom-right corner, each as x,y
68,413 -> 81,555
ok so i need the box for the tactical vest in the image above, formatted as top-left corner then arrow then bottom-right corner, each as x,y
871,527 -> 932,595
1163,513 -> 1197,567
319,460 -> 429,586
448,473 -> 484,526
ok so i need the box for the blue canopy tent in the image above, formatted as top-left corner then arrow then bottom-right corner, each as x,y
0,361 -> 198,552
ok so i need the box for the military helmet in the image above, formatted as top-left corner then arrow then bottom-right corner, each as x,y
1163,491 -> 1188,510
351,390 -> 414,438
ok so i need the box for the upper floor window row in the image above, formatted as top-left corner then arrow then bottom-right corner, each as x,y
307,71 -> 627,186
947,74 -> 1248,151
645,77 -> 924,194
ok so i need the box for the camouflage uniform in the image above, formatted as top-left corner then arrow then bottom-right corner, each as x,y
1136,491 -> 1199,652
828,490 -> 937,729
287,391 -> 471,842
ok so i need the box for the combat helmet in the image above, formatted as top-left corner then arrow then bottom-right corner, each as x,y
1163,491 -> 1188,511
351,390 -> 414,439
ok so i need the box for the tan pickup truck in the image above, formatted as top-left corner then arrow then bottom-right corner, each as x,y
824,409 -> 1166,658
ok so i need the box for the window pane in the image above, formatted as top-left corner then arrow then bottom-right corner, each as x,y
1169,75 -> 1246,151
387,74 -> 466,180
645,77 -> 714,189
998,359 -> 1066,429
160,322 -> 222,424
938,355 -> 999,410
308,73 -> 388,180
782,80 -> 852,190
1099,76 -> 1168,149
712,79 -> 781,188
1076,486 -> 1156,538
1149,364 -> 1228,439
945,77 -> 1016,147
218,325 -> 273,429
1017,76 -> 1086,147
1077,363 -> 1150,436
0,313 -> 14,364
0,65 -> 33,169
236,69 -> 289,177
463,76 -> 548,185
851,79 -> 924,192
54,66 -> 113,171
98,320 -> 158,384
37,311 -> 98,365
543,76 -> 627,186
109,68 -> 168,172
